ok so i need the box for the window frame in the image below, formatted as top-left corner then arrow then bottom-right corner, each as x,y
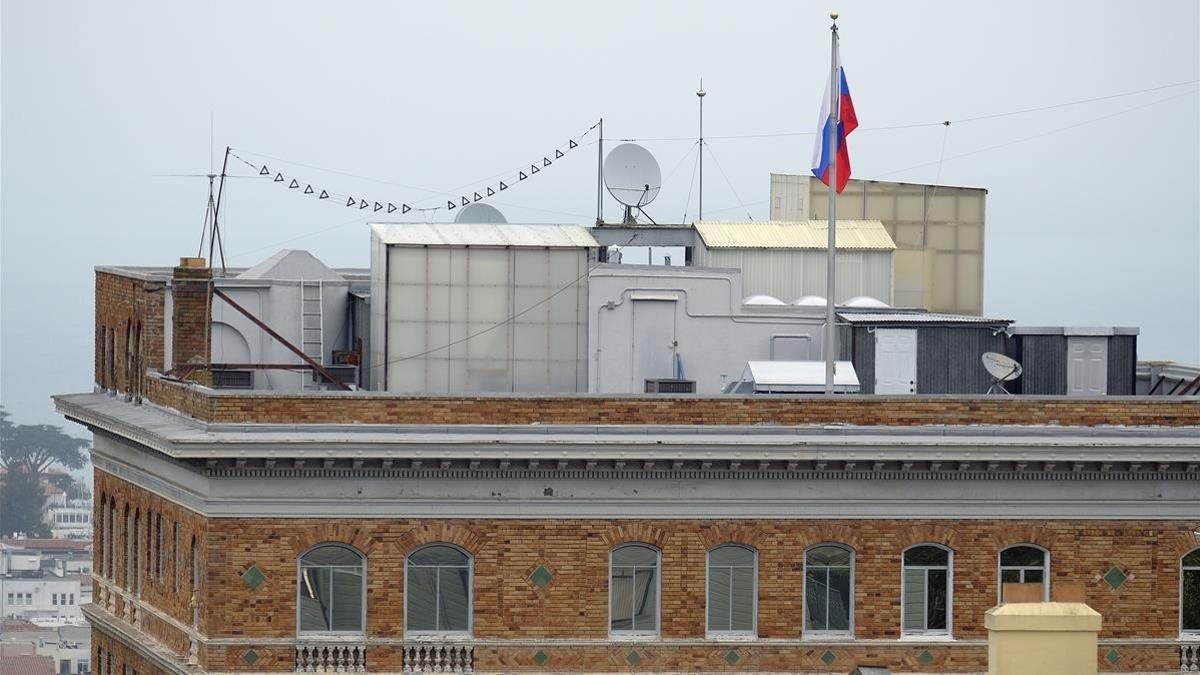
295,542 -> 368,636
802,542 -> 855,638
403,543 -> 473,638
1182,547 -> 1200,636
900,543 -> 953,637
997,544 -> 1050,602
705,543 -> 758,638
609,542 -> 662,638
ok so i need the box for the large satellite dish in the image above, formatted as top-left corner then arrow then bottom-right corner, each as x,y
982,352 -> 1023,394
454,202 -> 507,224
604,143 -> 661,224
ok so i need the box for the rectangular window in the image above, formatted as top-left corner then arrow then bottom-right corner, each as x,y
173,522 -> 180,592
60,660 -> 71,674
903,568 -> 948,632
53,593 -> 59,605
1185,565 -> 1200,632
69,593 -> 75,605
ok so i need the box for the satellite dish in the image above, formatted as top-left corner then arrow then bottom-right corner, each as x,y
454,202 -> 507,224
604,143 -> 661,224
982,352 -> 1023,394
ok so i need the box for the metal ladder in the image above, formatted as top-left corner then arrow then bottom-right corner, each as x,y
299,280 -> 324,390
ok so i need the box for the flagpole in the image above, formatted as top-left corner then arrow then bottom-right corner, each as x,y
824,11 -> 840,395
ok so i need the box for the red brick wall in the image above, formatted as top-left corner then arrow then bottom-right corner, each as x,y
141,373 -> 1200,427
95,270 -> 166,397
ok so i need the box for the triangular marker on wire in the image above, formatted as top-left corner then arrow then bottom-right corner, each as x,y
473,192 -> 482,202
461,196 -> 470,206
447,200 -> 456,210
555,149 -> 564,159
319,190 -> 329,199
374,202 -> 383,212
347,196 -> 356,207
402,204 -> 411,214
303,185 -> 314,194
530,164 -> 540,174
259,166 -> 270,176
387,203 -> 397,213
486,187 -> 495,197
543,157 -> 552,167
518,172 -> 526,181
359,199 -> 369,209
499,181 -> 508,190
569,139 -> 578,149
289,179 -> 300,188
274,173 -> 285,183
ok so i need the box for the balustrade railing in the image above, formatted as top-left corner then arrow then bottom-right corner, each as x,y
401,643 -> 473,673
1183,642 -> 1200,672
295,641 -> 367,673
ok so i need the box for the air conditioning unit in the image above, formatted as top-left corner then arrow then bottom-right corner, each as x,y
313,364 -> 359,386
644,378 -> 696,393
211,369 -> 253,390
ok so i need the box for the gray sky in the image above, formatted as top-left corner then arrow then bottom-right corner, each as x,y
2,0 -> 1197,425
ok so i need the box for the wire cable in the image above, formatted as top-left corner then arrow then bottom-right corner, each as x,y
704,143 -> 753,220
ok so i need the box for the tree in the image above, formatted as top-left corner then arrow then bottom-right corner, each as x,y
0,406 -> 89,476
0,465 -> 51,538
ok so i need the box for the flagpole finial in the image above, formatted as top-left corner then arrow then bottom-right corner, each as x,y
830,10 -> 838,20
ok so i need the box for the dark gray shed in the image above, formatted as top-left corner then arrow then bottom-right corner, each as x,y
1008,327 -> 1138,395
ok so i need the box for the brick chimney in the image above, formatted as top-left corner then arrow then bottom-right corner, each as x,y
171,257 -> 212,385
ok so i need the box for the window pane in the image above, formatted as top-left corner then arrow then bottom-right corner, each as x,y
1000,569 -> 1020,583
610,567 -> 634,631
1024,569 -> 1044,584
1184,550 -> 1200,567
409,545 -> 469,567
730,567 -> 754,631
707,568 -> 730,631
827,568 -> 851,632
710,545 -> 754,567
330,567 -> 363,631
303,545 -> 362,567
1184,568 -> 1200,631
805,568 -> 827,630
1000,546 -> 1044,567
633,568 -> 657,631
927,568 -> 948,630
808,545 -> 851,567
299,567 -> 332,631
613,545 -> 657,567
905,546 -> 948,566
902,568 -> 926,631
438,567 -> 470,631
406,567 -> 438,631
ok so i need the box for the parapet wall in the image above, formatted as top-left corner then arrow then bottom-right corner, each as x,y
141,373 -> 1200,427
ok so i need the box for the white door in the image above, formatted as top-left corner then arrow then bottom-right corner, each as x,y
631,299 -> 677,388
1067,337 -> 1107,396
875,329 -> 917,394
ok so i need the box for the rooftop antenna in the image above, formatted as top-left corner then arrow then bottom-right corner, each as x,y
596,117 -> 604,225
196,146 -> 231,275
603,143 -> 662,225
982,352 -> 1023,395
696,80 -> 705,221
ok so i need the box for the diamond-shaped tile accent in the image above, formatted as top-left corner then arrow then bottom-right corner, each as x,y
241,565 -> 266,590
918,650 -> 934,665
242,650 -> 260,666
530,565 -> 554,588
820,650 -> 836,666
1106,648 -> 1121,664
1103,565 -> 1128,589
724,650 -> 740,665
532,650 -> 549,666
626,650 -> 641,666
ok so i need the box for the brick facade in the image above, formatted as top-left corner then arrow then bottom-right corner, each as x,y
94,270 -> 166,397
91,470 -> 1198,673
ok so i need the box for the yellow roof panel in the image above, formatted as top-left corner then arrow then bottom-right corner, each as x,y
695,220 -> 895,250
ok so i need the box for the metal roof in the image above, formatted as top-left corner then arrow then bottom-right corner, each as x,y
371,223 -> 598,248
839,312 -> 1012,325
743,361 -> 860,388
694,220 -> 896,250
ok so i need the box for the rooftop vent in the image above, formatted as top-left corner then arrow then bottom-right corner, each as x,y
791,295 -> 828,306
644,379 -> 697,393
844,295 -> 890,308
742,294 -> 786,306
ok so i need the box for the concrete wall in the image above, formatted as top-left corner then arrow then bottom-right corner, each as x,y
588,265 -> 825,393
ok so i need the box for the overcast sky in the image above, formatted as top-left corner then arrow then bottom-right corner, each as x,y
2,1 -> 1197,425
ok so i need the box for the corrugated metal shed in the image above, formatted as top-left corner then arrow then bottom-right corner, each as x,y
371,223 -> 598,248
840,312 -> 1011,325
694,220 -> 896,250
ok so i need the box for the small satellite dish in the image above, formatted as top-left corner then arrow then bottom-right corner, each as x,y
982,352 -> 1023,394
454,202 -> 507,224
604,143 -> 662,224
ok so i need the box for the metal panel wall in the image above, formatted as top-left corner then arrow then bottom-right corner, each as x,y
1107,335 -> 1137,395
915,326 -> 1008,394
694,247 -> 892,303
848,326 -> 876,394
1014,335 -> 1067,395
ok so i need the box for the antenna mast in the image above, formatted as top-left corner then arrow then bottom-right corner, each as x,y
696,81 -> 706,221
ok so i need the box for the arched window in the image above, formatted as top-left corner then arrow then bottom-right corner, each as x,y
902,544 -> 952,635
298,544 -> 366,633
405,544 -> 472,635
999,544 -> 1049,601
804,543 -> 854,635
610,543 -> 660,635
707,544 -> 756,635
1183,548 -> 1200,634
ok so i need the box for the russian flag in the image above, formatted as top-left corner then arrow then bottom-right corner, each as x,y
811,41 -> 858,193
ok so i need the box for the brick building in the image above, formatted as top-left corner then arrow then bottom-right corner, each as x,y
59,259 -> 1200,674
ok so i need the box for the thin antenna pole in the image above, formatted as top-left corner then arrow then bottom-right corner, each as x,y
824,13 -> 840,395
696,81 -> 706,221
596,118 -> 604,225
210,147 -> 231,274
